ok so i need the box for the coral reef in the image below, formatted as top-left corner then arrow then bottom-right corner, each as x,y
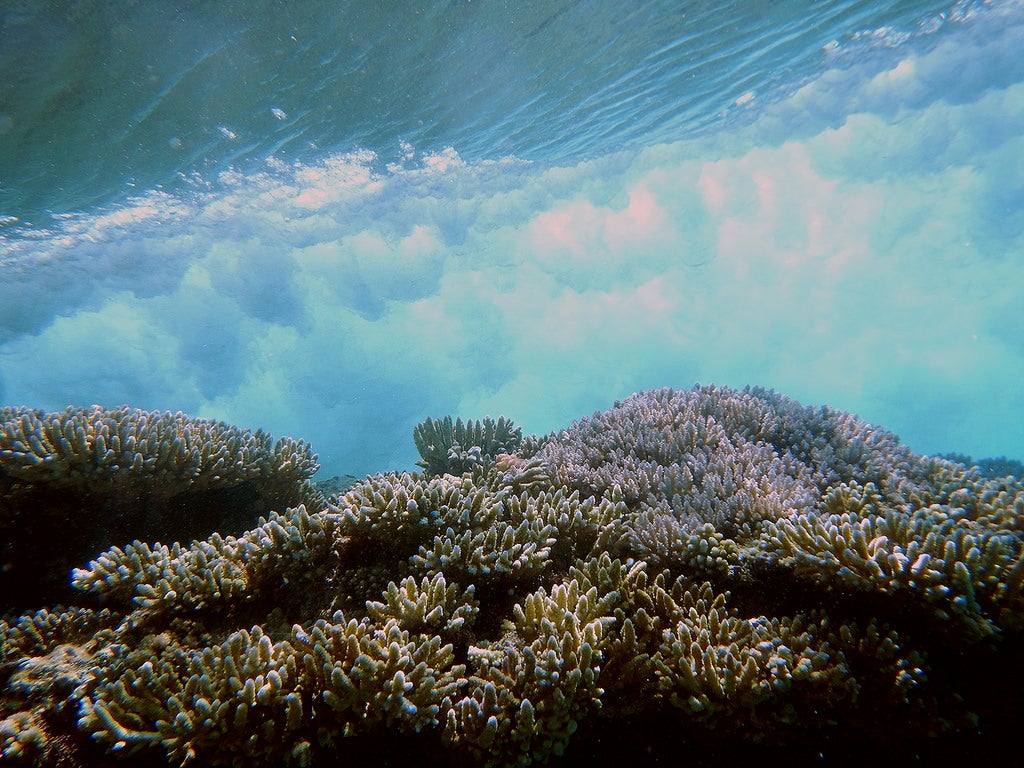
0,405 -> 321,611
941,452 -> 1024,481
1,385 -> 1023,767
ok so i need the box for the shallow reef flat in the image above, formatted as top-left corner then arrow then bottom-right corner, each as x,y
1,384 -> 1022,766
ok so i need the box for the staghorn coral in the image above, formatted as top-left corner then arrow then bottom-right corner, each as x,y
1,385 -> 1023,767
941,452 -> 1024,480
0,405 -> 321,611
414,415 -> 522,476
0,405 -> 319,504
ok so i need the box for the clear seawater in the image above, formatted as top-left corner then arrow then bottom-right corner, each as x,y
1,0 -> 1022,477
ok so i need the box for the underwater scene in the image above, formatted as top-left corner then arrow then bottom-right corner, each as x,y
2,0 -> 1023,765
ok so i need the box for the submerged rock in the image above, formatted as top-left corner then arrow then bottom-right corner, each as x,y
1,385 -> 1022,766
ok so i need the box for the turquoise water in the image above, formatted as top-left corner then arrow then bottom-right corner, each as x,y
1,0 -> 957,223
1,0 -> 1022,476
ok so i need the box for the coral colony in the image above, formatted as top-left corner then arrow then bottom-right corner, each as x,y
1,385 -> 1023,766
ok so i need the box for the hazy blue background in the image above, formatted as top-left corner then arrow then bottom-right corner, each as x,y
1,0 -> 1022,477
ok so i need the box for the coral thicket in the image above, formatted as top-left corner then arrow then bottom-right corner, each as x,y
2,386 -> 1022,766
0,405 -> 321,611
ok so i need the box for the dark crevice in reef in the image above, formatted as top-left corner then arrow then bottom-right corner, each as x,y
730,555 -> 988,649
1,480 -> 286,614
563,709 -> 1019,768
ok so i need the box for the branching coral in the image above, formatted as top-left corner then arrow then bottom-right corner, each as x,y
1,385 -> 1022,767
414,415 -> 522,476
0,405 -> 321,611
0,405 -> 318,498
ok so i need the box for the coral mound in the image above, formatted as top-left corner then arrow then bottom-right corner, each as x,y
0,405 -> 321,612
1,385 -> 1022,766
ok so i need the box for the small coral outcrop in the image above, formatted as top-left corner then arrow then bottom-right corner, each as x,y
413,415 -> 522,476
